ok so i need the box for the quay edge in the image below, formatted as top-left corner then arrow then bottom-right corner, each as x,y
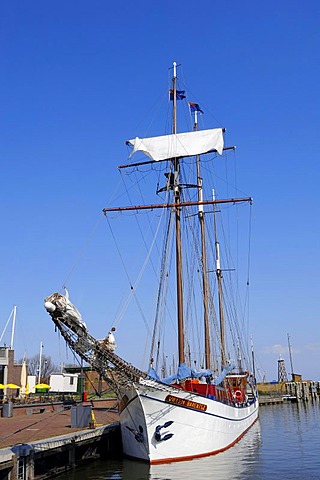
0,422 -> 121,480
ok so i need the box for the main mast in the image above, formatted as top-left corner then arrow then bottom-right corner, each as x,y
193,110 -> 211,370
172,62 -> 185,366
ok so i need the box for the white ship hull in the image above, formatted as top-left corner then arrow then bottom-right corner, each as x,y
120,378 -> 259,464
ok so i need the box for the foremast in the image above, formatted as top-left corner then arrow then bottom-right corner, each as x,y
172,61 -> 185,366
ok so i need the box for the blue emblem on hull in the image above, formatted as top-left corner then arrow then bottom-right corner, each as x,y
126,425 -> 144,442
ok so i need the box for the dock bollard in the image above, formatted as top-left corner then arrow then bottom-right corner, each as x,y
71,405 -> 92,428
2,401 -> 13,418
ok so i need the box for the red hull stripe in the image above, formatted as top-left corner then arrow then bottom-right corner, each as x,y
149,416 -> 259,465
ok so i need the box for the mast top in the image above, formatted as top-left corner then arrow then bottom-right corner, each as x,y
173,61 -> 177,79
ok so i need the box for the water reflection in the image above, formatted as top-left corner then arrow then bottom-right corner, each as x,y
147,420 -> 262,480
259,402 -> 320,479
58,420 -> 262,480
55,403 -> 320,480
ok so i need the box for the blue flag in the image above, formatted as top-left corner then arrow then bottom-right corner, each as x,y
169,89 -> 186,100
189,102 -> 204,114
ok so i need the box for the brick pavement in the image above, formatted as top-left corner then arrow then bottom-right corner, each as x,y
0,400 -> 119,449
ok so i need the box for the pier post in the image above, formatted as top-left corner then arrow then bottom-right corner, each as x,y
11,454 -> 17,480
11,444 -> 34,480
69,438 -> 76,469
310,382 -> 317,400
26,449 -> 35,480
301,382 -> 309,401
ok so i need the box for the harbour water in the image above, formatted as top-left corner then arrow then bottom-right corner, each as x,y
56,401 -> 320,480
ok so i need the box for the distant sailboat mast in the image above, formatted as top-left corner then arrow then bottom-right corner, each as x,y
10,305 -> 17,349
287,333 -> 295,381
0,305 -> 17,349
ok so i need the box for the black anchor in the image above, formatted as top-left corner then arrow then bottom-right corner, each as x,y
154,420 -> 174,442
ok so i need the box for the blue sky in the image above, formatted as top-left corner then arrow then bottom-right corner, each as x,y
1,1 -> 319,381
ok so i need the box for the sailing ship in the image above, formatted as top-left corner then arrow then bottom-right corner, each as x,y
44,62 -> 259,464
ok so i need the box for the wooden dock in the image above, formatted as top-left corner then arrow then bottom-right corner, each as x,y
0,399 -> 120,480
259,396 -> 284,405
258,380 -> 320,404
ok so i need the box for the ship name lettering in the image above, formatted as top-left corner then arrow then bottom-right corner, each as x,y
165,395 -> 207,412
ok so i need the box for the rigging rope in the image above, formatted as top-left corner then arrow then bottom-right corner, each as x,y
61,215 -> 103,290
105,206 -> 165,334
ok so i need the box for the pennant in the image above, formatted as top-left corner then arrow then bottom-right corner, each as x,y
169,89 -> 186,101
189,102 -> 204,114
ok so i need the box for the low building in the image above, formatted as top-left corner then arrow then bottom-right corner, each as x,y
0,347 -> 23,400
27,375 -> 36,394
49,372 -> 79,393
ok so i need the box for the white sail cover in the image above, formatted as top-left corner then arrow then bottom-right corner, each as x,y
127,128 -> 224,161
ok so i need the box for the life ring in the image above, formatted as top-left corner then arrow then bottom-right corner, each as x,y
235,390 -> 242,400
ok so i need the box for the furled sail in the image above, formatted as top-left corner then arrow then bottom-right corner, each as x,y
127,128 -> 224,161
